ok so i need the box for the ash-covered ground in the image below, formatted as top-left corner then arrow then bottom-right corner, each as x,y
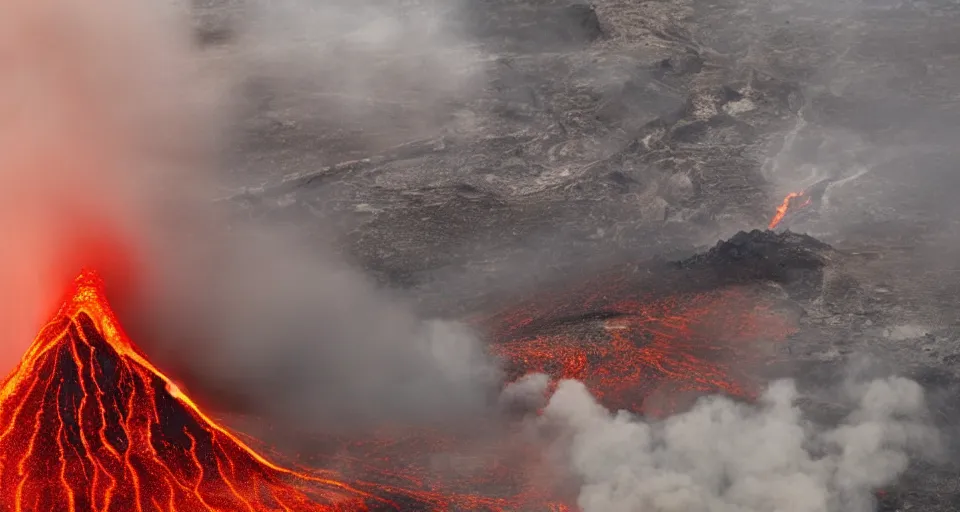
180,0 -> 960,510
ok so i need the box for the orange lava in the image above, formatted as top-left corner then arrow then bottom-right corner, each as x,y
0,269 -> 384,511
768,191 -> 812,229
487,288 -> 797,417
0,269 -> 576,512
0,269 -> 794,511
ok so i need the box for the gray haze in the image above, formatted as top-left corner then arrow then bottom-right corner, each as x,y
136,225 -> 503,428
750,0 -> 960,239
212,0 -> 487,187
140,0 -> 504,429
508,373 -> 940,512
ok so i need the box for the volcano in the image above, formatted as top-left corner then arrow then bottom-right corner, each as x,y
0,269 -> 577,512
0,235 -> 826,511
0,269 -> 381,511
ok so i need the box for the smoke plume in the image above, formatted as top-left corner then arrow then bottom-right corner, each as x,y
0,0 -> 500,431
507,374 -> 940,512
0,0 -> 213,371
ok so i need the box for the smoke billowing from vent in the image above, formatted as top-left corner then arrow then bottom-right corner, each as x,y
0,0 -> 500,431
142,227 -> 503,429
0,0 -> 213,373
507,374 -> 940,512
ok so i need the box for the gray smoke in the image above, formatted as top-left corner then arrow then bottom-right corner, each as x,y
132,0 -> 500,430
138,225 -> 503,429
0,0 -> 501,431
507,374 -> 939,512
212,0 -> 485,184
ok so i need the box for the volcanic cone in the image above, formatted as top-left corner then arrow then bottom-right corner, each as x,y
0,269 -> 376,512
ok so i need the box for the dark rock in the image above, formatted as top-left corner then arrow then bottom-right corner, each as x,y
720,85 -> 744,102
606,170 -> 636,188
653,52 -> 705,78
560,3 -> 604,43
677,230 -> 830,294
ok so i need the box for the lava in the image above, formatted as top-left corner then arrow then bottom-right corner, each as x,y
486,288 -> 797,417
768,191 -> 812,229
0,269 -> 576,512
0,268 -> 795,511
0,269 -> 386,511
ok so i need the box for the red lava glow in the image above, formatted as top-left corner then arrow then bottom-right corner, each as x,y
305,284 -> 800,508
768,191 -> 812,229
0,269 -> 574,512
0,269 -> 377,511
486,288 -> 798,417
0,269 -> 795,511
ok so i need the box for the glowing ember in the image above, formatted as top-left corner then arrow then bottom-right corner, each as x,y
768,191 -> 812,229
487,288 -> 797,417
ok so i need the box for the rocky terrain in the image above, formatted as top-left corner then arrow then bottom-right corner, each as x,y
184,0 -> 960,509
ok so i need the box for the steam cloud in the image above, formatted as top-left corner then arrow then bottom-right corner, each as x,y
507,374 -> 940,512
0,0 -> 500,430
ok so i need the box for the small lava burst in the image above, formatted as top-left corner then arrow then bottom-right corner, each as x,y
486,288 -> 798,417
768,191 -> 813,229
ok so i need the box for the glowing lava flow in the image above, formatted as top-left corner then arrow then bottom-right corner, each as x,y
0,269 -> 577,512
768,191 -> 812,229
487,288 -> 797,417
0,269 -> 384,512
0,268 -> 794,511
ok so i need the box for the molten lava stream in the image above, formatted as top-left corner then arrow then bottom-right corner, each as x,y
0,270 -> 386,511
0,270 -> 577,512
768,191 -> 812,229
488,288 -> 797,416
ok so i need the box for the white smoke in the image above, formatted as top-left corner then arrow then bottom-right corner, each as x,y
507,374 -> 939,512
